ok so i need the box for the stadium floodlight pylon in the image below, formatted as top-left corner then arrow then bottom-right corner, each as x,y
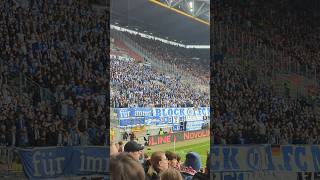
149,0 -> 210,26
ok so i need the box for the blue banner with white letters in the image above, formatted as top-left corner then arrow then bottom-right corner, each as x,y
116,108 -> 153,119
153,107 -> 210,117
210,145 -> 320,172
17,146 -> 108,179
115,107 -> 210,128
185,120 -> 204,131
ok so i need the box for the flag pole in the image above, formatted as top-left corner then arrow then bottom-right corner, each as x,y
173,135 -> 176,153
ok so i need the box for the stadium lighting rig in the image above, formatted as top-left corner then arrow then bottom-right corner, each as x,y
149,0 -> 210,26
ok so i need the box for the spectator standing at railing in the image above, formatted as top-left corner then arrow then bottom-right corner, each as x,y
8,126 -> 17,147
0,125 -> 6,146
79,129 -> 90,146
110,127 -> 115,142
130,132 -> 136,141
158,128 -> 164,136
33,123 -> 40,146
122,131 -> 129,141
57,128 -> 64,146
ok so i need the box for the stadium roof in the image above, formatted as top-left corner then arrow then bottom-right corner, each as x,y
110,0 -> 210,45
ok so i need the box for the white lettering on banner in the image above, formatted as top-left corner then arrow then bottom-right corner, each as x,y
211,145 -> 320,172
19,147 -> 108,179
32,150 -> 107,176
80,150 -> 107,173
119,109 -> 130,118
32,151 -> 41,176
115,107 -> 210,127
43,152 -> 54,176
134,109 -> 152,117
185,116 -> 204,121
186,121 -> 203,131
153,107 -> 210,117
32,151 -> 66,176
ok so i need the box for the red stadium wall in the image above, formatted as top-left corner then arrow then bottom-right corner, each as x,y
148,129 -> 210,146
113,38 -> 143,62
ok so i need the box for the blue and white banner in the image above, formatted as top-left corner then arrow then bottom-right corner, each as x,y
185,120 -> 203,131
18,146 -> 108,179
116,108 -> 152,119
153,107 -> 210,117
115,107 -> 210,119
172,124 -> 180,131
215,172 -> 298,180
115,107 -> 210,127
211,145 -> 320,172
119,117 -> 145,127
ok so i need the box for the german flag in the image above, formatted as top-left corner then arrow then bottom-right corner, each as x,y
271,145 -> 281,157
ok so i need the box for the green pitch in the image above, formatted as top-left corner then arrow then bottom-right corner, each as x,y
145,137 -> 210,167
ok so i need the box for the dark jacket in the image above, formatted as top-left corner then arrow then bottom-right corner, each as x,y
191,172 -> 210,180
181,172 -> 194,180
145,173 -> 160,180
145,166 -> 160,180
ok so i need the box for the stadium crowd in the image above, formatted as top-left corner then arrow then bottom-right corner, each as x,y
124,32 -> 210,84
212,62 -> 320,145
214,0 -> 320,79
110,34 -> 210,108
110,57 -> 209,108
110,140 -> 210,180
212,0 -> 320,145
0,0 -> 107,147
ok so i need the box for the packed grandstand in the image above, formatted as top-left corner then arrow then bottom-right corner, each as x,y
212,0 -> 320,179
0,0 -> 108,179
0,0 -> 107,147
212,0 -> 320,146
0,0 -> 320,179
110,28 -> 210,179
109,0 -> 210,180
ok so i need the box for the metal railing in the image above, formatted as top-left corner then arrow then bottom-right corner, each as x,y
1,59 -> 56,105
21,73 -> 56,104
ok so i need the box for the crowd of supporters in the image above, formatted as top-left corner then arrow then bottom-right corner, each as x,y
110,140 -> 210,180
212,0 -> 320,145
124,32 -> 210,84
0,0 -> 107,147
110,36 -> 209,108
212,62 -> 320,145
110,57 -> 209,108
214,0 -> 320,79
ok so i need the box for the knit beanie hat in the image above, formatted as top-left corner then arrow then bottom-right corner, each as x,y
184,152 -> 201,172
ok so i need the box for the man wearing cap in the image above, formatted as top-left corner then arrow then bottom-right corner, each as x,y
124,140 -> 144,161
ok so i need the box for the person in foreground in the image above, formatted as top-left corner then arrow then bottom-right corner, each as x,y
160,168 -> 183,180
123,140 -> 144,161
110,152 -> 145,180
180,152 -> 202,180
146,151 -> 169,180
